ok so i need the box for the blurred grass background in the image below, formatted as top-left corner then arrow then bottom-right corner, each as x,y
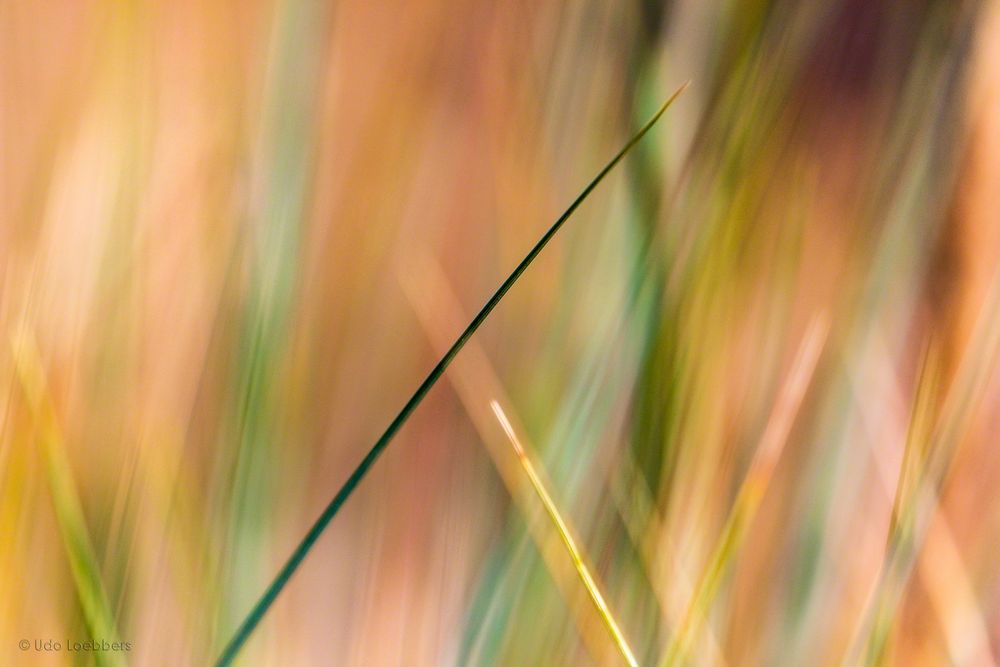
3,0 -> 1000,665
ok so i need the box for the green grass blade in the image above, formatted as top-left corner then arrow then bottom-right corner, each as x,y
12,330 -> 124,667
214,82 -> 689,667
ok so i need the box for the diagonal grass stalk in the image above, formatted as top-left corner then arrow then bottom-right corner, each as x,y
857,343 -> 941,667
11,329 -> 124,667
215,82 -> 689,666
659,315 -> 827,667
845,270 -> 1000,666
491,400 -> 639,667
848,337 -> 997,667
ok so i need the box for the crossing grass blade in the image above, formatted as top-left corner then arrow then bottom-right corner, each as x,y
658,315 -> 828,667
214,82 -> 689,667
401,254 -> 645,662
491,400 -> 639,667
11,330 -> 125,667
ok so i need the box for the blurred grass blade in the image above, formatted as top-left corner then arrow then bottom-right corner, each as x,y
215,82 -> 690,667
847,270 -> 1000,667
11,329 -> 124,667
659,315 -> 828,667
491,400 -> 639,667
858,342 -> 941,667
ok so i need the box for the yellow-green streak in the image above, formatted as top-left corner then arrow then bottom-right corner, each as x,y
11,329 -> 124,667
659,316 -> 827,667
491,400 -> 640,667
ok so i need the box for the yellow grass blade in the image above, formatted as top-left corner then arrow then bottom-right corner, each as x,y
659,315 -> 828,667
11,329 -> 125,667
491,400 -> 640,667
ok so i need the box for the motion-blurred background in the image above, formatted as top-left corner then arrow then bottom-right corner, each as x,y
3,0 -> 1000,664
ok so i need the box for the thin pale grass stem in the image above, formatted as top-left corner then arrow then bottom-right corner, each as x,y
843,270 -> 1000,666
845,335 -> 996,667
859,342 -> 941,667
491,401 -> 639,667
659,315 -> 828,667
